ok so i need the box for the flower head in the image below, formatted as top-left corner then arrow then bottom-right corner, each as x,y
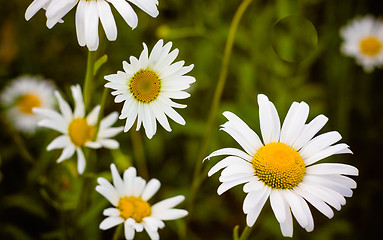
1,75 -> 56,133
340,15 -> 383,72
205,94 -> 358,237
96,164 -> 188,240
104,39 -> 196,139
25,0 -> 159,51
33,85 -> 123,174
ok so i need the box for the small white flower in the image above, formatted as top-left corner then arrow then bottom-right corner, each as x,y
33,84 -> 123,174
340,15 -> 383,72
205,94 -> 358,237
25,0 -> 159,51
1,75 -> 56,133
96,164 -> 188,240
105,39 -> 196,139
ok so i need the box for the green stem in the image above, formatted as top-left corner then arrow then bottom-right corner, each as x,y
130,130 -> 149,180
112,223 -> 123,240
187,0 -> 253,213
83,50 -> 97,112
238,226 -> 253,240
94,87 -> 109,138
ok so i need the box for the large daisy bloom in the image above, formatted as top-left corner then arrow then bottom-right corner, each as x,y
25,0 -> 159,51
340,15 -> 383,72
104,39 -> 196,139
1,75 -> 56,133
96,164 -> 188,240
205,94 -> 358,237
33,85 -> 123,174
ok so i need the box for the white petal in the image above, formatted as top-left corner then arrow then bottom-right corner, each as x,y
108,0 -> 138,29
294,186 -> 334,219
99,216 -> 124,230
76,148 -> 86,174
110,163 -> 125,195
293,114 -> 328,150
99,139 -> 120,149
124,219 -> 136,240
103,207 -> 120,216
283,190 -> 308,229
141,178 -> 161,201
257,94 -> 280,144
204,148 -> 252,162
306,163 -> 359,176
304,143 -> 352,166
86,105 -> 101,126
299,131 -> 342,159
25,0 -> 50,21
84,1 -> 99,51
47,135 -> 71,150
207,156 -> 251,177
243,178 -> 265,192
72,85 -> 85,118
279,199 -> 293,237
57,145 -> 76,163
133,177 -> 146,197
152,195 -> 185,212
96,185 -> 120,206
280,101 -> 309,146
97,0 -> 117,41
270,190 -> 287,223
128,0 -> 159,18
222,111 -> 263,153
75,0 -> 86,46
245,186 -> 270,226
217,177 -> 252,195
156,209 -> 188,220
55,91 -> 73,122
243,186 -> 269,214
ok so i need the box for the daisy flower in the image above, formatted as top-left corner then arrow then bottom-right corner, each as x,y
205,94 -> 358,237
1,75 -> 56,133
104,39 -> 196,139
340,15 -> 383,72
96,164 -> 188,240
25,0 -> 160,51
33,84 -> 123,174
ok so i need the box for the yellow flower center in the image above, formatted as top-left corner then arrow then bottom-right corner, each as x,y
252,142 -> 305,189
16,93 -> 41,114
68,118 -> 95,147
117,196 -> 152,222
129,69 -> 161,103
360,36 -> 382,56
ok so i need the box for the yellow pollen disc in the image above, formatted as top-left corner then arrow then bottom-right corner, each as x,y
129,69 -> 161,103
252,142 -> 305,189
360,36 -> 382,56
68,118 -> 95,147
17,93 -> 41,114
117,196 -> 151,222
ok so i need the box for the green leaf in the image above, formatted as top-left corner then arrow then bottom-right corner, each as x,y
93,54 -> 108,76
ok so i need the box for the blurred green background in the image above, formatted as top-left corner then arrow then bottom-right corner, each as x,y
1,0 -> 383,239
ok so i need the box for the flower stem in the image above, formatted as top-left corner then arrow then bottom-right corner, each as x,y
112,224 -> 123,240
130,130 -> 149,180
238,226 -> 253,240
187,0 -> 253,213
94,87 -> 109,138
83,50 -> 97,112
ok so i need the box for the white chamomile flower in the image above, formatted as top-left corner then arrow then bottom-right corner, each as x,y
340,15 -> 383,72
33,84 -> 123,174
104,39 -> 196,139
1,75 -> 56,133
96,164 -> 188,240
25,0 -> 159,51
205,94 -> 358,237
